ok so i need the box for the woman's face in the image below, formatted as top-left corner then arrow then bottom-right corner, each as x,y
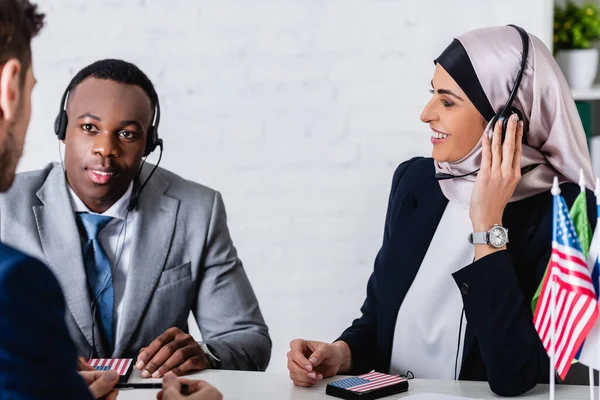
420,64 -> 487,163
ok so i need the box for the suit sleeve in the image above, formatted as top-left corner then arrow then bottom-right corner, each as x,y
0,252 -> 93,399
193,191 -> 272,371
452,249 -> 548,396
337,158 -> 417,374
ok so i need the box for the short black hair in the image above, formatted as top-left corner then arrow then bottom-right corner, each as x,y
66,59 -> 158,114
0,0 -> 45,83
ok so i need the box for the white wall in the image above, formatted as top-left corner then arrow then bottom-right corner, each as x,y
25,0 -> 553,371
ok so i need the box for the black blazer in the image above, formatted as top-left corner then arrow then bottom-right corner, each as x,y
0,242 -> 93,399
338,157 -> 596,397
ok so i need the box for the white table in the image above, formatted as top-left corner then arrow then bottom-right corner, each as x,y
118,369 -> 593,399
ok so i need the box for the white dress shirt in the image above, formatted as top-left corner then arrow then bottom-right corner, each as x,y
389,201 -> 473,379
68,183 -> 134,343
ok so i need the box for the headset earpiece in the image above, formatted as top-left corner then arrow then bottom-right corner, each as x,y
144,126 -> 156,157
54,89 -> 70,141
490,108 -> 526,144
511,107 -> 527,143
54,111 -> 68,141
493,107 -> 525,144
143,99 -> 161,157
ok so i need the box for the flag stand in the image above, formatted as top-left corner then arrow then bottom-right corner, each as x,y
550,274 -> 556,400
550,178 -> 560,400
580,169 -> 596,400
597,178 -> 600,400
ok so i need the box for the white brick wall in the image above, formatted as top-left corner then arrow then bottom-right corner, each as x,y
23,0 -> 552,372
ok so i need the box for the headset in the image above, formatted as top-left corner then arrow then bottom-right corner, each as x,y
54,83 -> 165,212
435,24 -> 530,181
54,87 -> 163,158
491,24 -> 529,144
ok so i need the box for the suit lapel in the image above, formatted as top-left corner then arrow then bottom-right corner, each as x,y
380,170 -> 448,369
114,168 -> 179,356
32,164 -> 106,355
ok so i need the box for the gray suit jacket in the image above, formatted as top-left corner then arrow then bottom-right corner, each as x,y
0,162 -> 271,371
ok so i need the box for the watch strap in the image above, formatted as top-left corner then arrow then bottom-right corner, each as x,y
469,231 -> 488,244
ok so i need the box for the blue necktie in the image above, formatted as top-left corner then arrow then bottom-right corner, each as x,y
77,212 -> 114,353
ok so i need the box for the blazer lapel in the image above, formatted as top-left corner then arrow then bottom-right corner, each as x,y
380,172 -> 448,369
32,164 -> 106,355
114,168 -> 179,356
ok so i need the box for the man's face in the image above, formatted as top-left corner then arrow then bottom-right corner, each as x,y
0,62 -> 35,192
63,77 -> 152,213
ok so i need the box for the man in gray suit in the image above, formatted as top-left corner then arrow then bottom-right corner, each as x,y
0,59 -> 271,379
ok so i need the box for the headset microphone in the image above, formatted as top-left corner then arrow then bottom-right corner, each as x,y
127,139 -> 164,212
435,169 -> 480,181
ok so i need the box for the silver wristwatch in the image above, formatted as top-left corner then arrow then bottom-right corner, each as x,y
468,224 -> 509,248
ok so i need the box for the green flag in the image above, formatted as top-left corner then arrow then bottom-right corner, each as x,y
530,191 -> 592,313
571,191 -> 593,258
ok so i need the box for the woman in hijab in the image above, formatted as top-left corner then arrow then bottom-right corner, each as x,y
286,25 -> 596,396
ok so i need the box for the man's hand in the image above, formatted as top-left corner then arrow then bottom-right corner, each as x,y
79,370 -> 119,400
158,372 -> 223,400
136,327 -> 208,378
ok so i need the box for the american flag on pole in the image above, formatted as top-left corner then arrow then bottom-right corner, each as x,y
328,372 -> 406,392
533,193 -> 599,380
88,358 -> 133,376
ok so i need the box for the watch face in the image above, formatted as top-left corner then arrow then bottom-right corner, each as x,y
489,227 -> 507,248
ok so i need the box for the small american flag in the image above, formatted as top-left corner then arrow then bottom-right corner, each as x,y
88,358 -> 133,376
534,193 -> 599,379
328,372 -> 406,392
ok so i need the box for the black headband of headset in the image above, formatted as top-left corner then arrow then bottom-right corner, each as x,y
58,87 -> 161,128
434,25 -> 529,124
55,81 -> 161,156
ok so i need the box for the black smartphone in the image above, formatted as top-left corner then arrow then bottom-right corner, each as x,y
89,358 -> 134,384
325,372 -> 408,400
115,382 -> 189,392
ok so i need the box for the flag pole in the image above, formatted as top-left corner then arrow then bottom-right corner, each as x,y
596,177 -> 600,400
580,169 -> 595,400
551,176 -> 560,400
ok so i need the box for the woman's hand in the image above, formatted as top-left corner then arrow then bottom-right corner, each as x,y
469,113 -> 523,260
287,339 -> 352,387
